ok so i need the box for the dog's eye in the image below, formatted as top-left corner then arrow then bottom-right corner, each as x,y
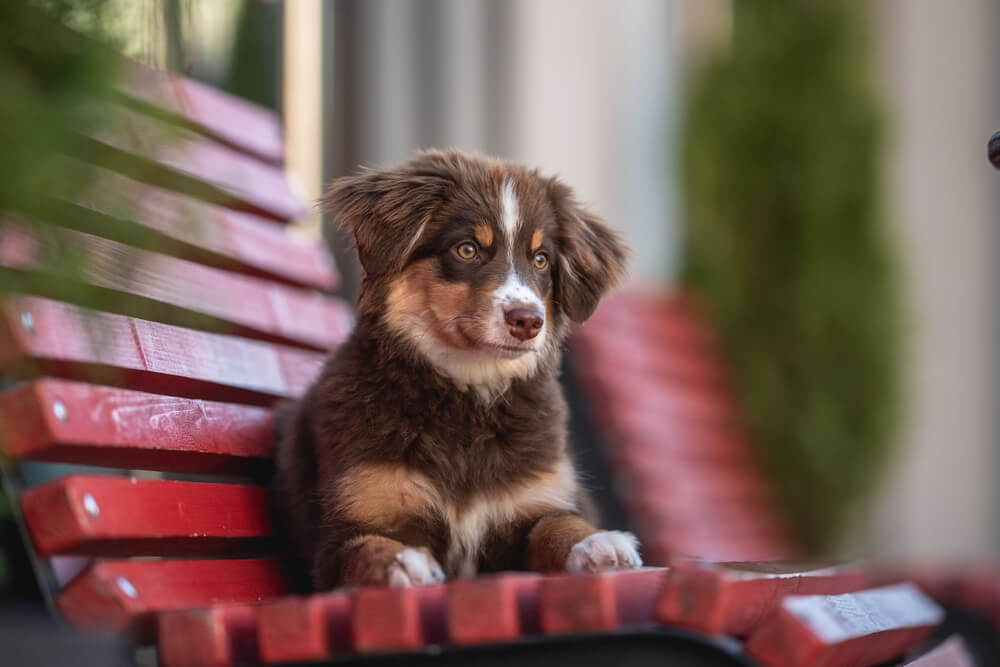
533,252 -> 549,270
454,241 -> 479,261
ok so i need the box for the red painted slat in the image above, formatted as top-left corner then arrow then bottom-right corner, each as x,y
118,59 -> 284,164
48,161 -> 337,289
539,574 -> 617,635
159,605 -> 260,667
78,102 -> 304,222
744,583 -> 944,667
0,380 -> 273,472
901,636 -> 974,667
350,587 -> 424,653
256,594 -> 352,663
655,561 -> 868,637
57,558 -> 286,640
1,219 -> 352,351
447,576 -> 523,645
0,296 -> 325,404
21,475 -> 271,556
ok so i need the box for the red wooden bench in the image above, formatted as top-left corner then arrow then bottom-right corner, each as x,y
0,62 -> 964,666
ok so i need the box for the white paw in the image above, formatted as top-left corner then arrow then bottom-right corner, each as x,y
566,531 -> 642,573
387,548 -> 446,588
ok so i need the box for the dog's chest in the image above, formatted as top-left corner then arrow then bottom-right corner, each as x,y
337,458 -> 578,577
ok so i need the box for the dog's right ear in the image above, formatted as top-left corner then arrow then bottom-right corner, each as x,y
324,152 -> 456,277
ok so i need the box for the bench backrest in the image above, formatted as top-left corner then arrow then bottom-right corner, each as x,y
0,60 -> 349,641
571,290 -> 797,564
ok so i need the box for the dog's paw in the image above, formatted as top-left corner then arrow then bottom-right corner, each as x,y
565,531 -> 642,574
387,548 -> 446,588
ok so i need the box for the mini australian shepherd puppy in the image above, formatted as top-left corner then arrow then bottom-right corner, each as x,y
274,149 -> 639,590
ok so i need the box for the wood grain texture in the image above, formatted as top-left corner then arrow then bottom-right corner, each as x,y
256,594 -> 353,664
118,58 -> 284,164
76,102 -> 304,222
57,558 -> 286,640
0,296 -> 325,404
1,219 -> 351,351
42,160 -> 337,289
21,475 -> 271,556
744,583 -> 944,667
0,379 -> 274,472
159,605 -> 260,667
656,560 -> 868,637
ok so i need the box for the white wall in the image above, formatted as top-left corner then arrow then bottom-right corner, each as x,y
867,0 -> 999,561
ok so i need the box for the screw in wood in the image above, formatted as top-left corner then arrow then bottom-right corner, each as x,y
116,576 -> 138,599
20,311 -> 34,333
52,400 -> 68,422
82,493 -> 100,518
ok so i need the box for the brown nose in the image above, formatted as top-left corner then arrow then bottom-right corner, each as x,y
505,306 -> 544,341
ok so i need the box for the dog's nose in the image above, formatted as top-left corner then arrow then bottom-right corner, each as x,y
505,306 -> 544,341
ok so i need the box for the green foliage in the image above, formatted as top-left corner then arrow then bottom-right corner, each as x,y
0,1 -> 120,215
682,0 -> 900,552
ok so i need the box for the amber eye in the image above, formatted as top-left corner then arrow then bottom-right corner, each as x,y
455,241 -> 479,261
533,252 -> 549,270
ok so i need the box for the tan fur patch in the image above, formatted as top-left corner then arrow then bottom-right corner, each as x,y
525,513 -> 597,572
443,457 -> 579,575
338,458 -> 580,577
384,260 -> 544,396
531,228 -> 544,252
474,224 -> 494,248
337,463 -> 440,528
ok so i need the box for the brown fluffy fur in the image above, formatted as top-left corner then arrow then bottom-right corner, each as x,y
273,150 -> 630,590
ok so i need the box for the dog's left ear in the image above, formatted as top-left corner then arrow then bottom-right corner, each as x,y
548,179 -> 629,322
324,152 -> 455,278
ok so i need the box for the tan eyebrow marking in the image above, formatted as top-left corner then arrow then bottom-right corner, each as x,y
531,229 -> 544,252
474,223 -> 494,248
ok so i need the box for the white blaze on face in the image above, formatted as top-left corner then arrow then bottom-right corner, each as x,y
494,180 -> 545,346
501,178 -> 520,261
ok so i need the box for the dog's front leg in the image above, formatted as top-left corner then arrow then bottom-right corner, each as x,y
524,512 -> 642,574
314,534 -> 445,589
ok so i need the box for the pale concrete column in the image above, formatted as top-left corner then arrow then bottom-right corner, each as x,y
283,0 -> 325,239
505,0 -> 678,283
867,0 -> 999,560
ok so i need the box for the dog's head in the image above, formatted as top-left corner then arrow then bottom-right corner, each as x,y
326,150 -> 627,394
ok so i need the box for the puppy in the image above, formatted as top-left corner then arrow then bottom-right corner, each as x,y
274,149 -> 638,590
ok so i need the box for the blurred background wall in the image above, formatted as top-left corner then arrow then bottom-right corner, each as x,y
105,0 -> 1000,562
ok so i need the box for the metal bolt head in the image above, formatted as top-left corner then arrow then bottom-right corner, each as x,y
19,311 -> 34,333
116,576 -> 138,599
82,493 -> 99,518
52,400 -> 68,422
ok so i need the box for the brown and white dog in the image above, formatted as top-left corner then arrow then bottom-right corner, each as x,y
274,149 -> 638,590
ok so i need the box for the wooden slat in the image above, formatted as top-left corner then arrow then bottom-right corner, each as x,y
75,102 -> 304,222
21,475 -> 271,556
0,296 -> 325,404
0,380 -> 273,473
655,561 -> 868,637
34,160 -> 337,289
58,558 -> 286,640
118,59 -> 284,164
256,594 -> 352,664
447,576 -> 524,645
350,587 -> 425,653
1,219 -> 352,351
744,583 -> 944,667
160,605 -> 261,667
159,569 -> 670,665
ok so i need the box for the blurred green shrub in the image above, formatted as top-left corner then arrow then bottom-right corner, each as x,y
682,0 -> 900,552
